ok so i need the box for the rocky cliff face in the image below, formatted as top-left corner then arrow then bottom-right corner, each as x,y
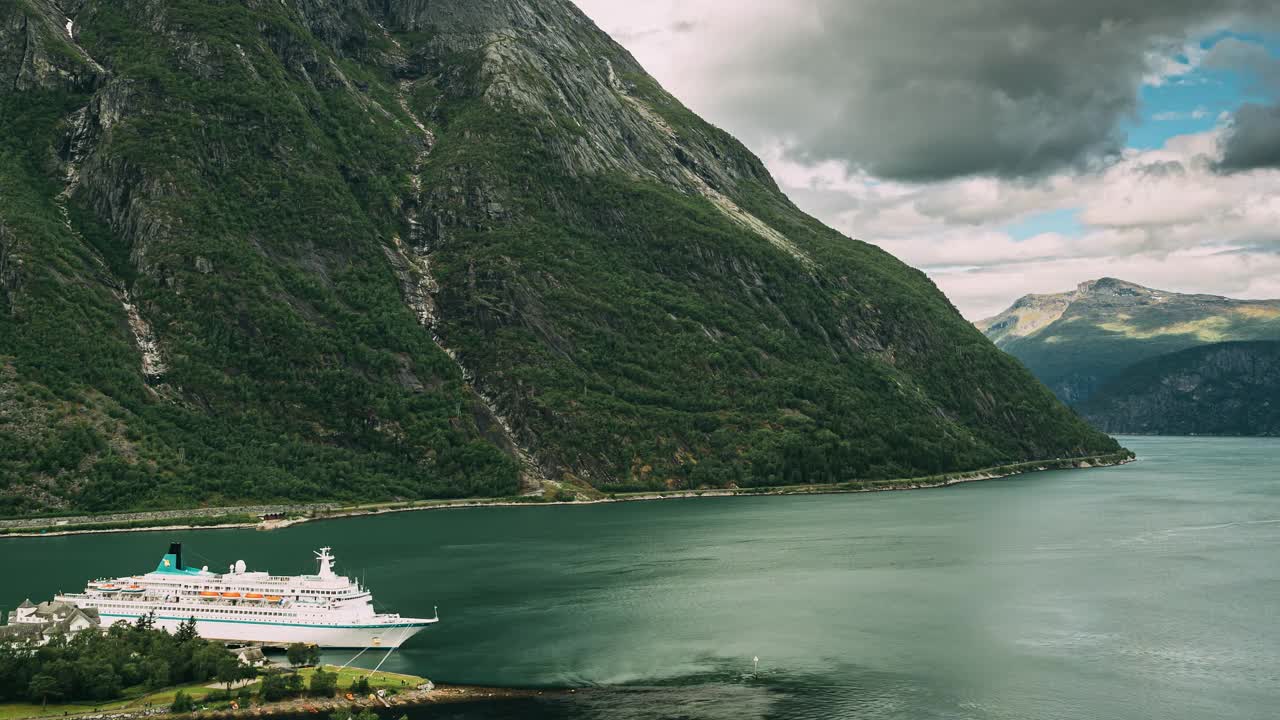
0,0 -> 1121,514
979,278 -> 1280,404
0,221 -> 18,315
2,0 -> 99,92
1080,342 -> 1280,436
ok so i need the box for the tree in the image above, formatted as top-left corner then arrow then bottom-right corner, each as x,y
309,668 -> 337,698
215,654 -> 243,693
3,618 -> 246,706
76,659 -> 122,700
133,611 -> 156,632
143,657 -> 172,690
192,643 -> 228,680
286,643 -> 309,668
174,618 -> 198,644
260,671 -> 305,702
0,642 -> 30,703
306,644 -> 321,667
27,674 -> 61,710
259,673 -> 288,702
170,690 -> 195,713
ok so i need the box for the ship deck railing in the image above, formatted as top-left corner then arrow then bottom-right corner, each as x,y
133,574 -> 346,586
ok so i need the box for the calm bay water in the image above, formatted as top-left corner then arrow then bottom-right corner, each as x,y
4,436 -> 1279,719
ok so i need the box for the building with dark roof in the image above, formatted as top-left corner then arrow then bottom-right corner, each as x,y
1,599 -> 101,645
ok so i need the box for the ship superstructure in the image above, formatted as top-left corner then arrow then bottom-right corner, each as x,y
56,544 -> 436,648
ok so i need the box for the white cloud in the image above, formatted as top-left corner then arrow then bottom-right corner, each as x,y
935,249 -> 1280,320
572,2 -> 1280,319
1143,42 -> 1209,87
764,129 -> 1280,318
1153,106 -> 1211,121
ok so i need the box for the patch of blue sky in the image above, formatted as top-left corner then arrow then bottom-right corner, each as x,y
1125,80 -> 1233,149
1124,31 -> 1280,150
1004,208 -> 1084,241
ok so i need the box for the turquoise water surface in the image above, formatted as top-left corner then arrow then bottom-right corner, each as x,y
3,436 -> 1278,719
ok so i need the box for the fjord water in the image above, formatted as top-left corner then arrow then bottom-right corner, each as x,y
4,436 -> 1279,719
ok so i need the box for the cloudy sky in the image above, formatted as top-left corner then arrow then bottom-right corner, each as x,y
573,1 -> 1280,319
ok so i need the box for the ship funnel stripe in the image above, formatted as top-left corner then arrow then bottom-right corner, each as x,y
156,542 -> 202,575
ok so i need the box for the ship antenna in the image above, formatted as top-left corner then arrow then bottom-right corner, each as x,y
314,546 -> 336,579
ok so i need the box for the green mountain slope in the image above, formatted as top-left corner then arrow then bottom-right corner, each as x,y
0,0 -> 1122,515
1080,342 -> 1280,436
978,278 -> 1280,404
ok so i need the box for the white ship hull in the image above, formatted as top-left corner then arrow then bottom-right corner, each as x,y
59,544 -> 438,649
86,608 -> 429,648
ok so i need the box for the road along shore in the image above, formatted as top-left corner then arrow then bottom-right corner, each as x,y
1,451 -> 1136,539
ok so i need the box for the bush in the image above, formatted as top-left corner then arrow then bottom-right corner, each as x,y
170,690 -> 194,713
259,672 -> 304,702
286,643 -> 308,667
309,669 -> 338,698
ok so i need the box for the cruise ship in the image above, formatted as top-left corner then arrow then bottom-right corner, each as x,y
55,544 -> 437,648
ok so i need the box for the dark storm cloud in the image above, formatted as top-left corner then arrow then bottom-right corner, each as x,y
712,0 -> 1280,181
1206,38 -> 1280,172
1203,37 -> 1280,89
1218,103 -> 1280,171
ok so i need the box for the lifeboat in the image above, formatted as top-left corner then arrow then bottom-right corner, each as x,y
199,590 -> 219,598
99,584 -> 119,591
244,593 -> 264,600
121,585 -> 144,593
266,596 -> 283,604
222,592 -> 242,599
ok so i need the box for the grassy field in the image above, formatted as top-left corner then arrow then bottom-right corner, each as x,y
0,665 -> 427,720
0,678 -> 216,720
291,665 -> 426,692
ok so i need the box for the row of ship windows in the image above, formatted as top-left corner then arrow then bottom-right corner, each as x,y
165,586 -> 341,595
99,604 -> 296,617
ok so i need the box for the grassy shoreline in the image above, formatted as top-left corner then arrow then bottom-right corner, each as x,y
1,451 -> 1135,539
0,665 -> 545,720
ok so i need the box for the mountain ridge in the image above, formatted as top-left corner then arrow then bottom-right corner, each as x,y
1080,341 -> 1280,436
0,0 -> 1122,515
979,277 -> 1280,403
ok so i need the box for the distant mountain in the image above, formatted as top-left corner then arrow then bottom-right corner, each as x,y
978,279 -> 1280,404
1080,342 -> 1280,436
0,0 -> 1122,515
